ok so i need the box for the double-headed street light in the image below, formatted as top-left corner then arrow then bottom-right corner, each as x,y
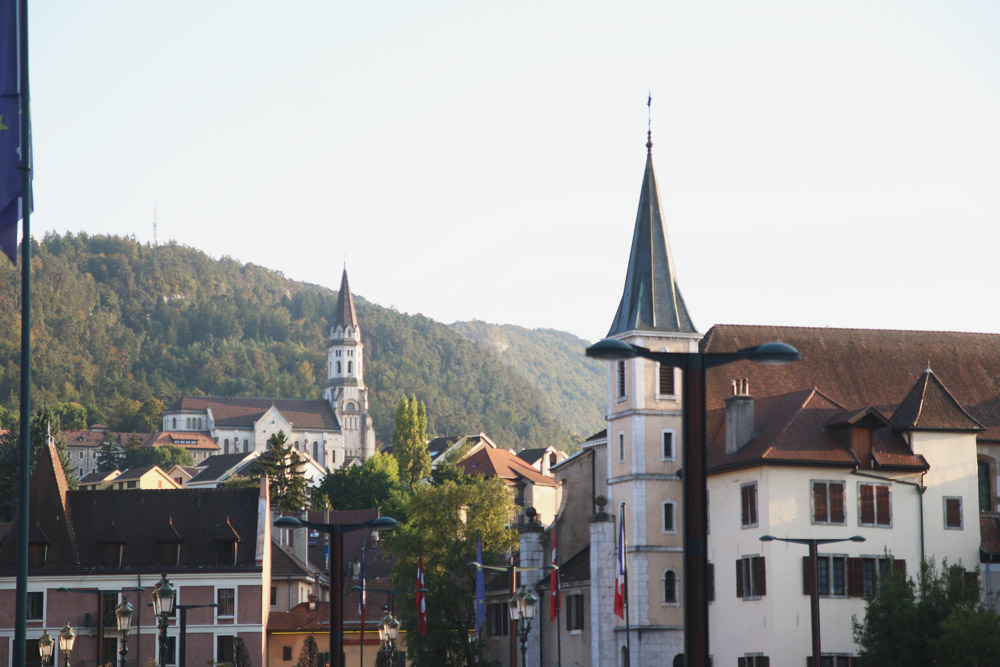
37,629 -> 54,666
760,534 -> 866,667
378,607 -> 401,666
507,586 -> 538,667
587,337 -> 801,667
58,624 -> 75,667
275,514 -> 399,667
151,574 -> 177,667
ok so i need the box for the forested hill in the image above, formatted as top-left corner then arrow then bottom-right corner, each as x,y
449,321 -> 605,440
0,233 -> 590,451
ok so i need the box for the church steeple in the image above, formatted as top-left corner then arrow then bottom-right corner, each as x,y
607,135 -> 696,337
332,268 -> 358,330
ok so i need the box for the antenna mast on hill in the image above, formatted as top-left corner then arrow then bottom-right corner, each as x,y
153,206 -> 159,247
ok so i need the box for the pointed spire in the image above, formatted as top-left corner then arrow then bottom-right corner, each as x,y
607,128 -> 696,337
332,268 -> 359,329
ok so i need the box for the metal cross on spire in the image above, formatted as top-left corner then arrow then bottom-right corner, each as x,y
646,92 -> 653,153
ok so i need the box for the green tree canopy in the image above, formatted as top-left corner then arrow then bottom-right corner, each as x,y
391,394 -> 430,490
853,559 -> 1000,666
124,443 -> 194,470
254,431 -> 308,514
96,435 -> 124,472
296,635 -> 320,667
311,451 -> 402,514
389,475 -> 518,666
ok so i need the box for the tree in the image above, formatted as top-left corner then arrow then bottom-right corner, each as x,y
296,635 -> 320,667
124,443 -> 194,470
54,401 -> 89,430
116,397 -> 166,433
96,435 -> 124,472
232,636 -> 252,667
391,394 -> 430,490
311,451 -> 402,513
853,559 -> 1000,666
255,431 -> 308,513
389,475 -> 518,666
0,406 -> 77,521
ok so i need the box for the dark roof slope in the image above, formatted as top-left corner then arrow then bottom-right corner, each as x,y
892,369 -> 986,432
333,269 -> 359,330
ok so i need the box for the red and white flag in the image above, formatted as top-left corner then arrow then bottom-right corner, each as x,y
614,504 -> 627,619
417,548 -> 427,636
550,521 -> 560,622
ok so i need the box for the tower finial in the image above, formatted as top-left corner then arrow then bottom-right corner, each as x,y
646,92 -> 653,154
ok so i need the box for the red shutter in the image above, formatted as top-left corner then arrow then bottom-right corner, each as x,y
860,485 -> 875,524
736,560 -> 744,598
876,486 -> 891,526
741,486 -> 750,526
830,483 -> 845,523
848,558 -> 864,597
813,482 -> 828,522
756,556 -> 766,595
946,498 -> 961,528
803,556 -> 812,595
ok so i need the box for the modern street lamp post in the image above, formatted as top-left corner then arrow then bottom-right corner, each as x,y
115,599 -> 133,667
151,574 -> 177,667
274,514 -> 399,667
38,629 -> 54,666
57,624 -> 76,667
586,337 -> 801,667
507,586 -> 538,667
760,535 -> 865,667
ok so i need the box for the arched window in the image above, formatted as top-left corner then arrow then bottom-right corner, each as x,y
224,439 -> 229,454
347,361 -> 353,374
663,570 -> 677,603
313,442 -> 319,460
336,361 -> 342,374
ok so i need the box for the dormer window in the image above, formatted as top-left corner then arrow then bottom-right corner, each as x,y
102,543 -> 124,567
28,543 -> 47,568
216,541 -> 237,566
159,542 -> 181,566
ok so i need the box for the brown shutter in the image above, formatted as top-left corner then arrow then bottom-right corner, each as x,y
848,558 -> 864,597
736,559 -> 744,598
860,485 -> 874,524
803,556 -> 813,595
876,486 -> 891,526
761,658 -> 770,667
708,562 -> 715,602
738,659 -> 747,667
750,485 -> 758,525
946,498 -> 961,528
813,482 -> 828,522
741,486 -> 750,526
659,363 -> 675,395
756,556 -> 766,595
566,597 -> 572,631
894,559 -> 906,578
807,658 -> 813,667
830,483 -> 845,523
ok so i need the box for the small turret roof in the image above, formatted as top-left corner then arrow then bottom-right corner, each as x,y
333,269 -> 358,329
608,139 -> 696,337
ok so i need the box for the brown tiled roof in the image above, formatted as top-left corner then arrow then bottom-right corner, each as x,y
271,540 -> 321,579
891,370 -> 986,432
79,470 -> 119,485
188,453 -> 256,484
981,512 -> 1000,558
457,448 -> 558,487
146,431 -> 221,451
166,396 -> 339,431
702,325 -> 1000,441
62,429 -> 150,448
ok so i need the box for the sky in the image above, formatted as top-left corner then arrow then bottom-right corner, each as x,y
23,1 -> 1000,343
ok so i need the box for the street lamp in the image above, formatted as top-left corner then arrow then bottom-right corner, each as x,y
378,608 -> 400,667
468,562 -> 546,667
116,599 -> 133,667
587,337 -> 801,667
507,586 -> 538,667
151,574 -> 177,667
38,629 -> 54,666
760,534 -> 865,666
58,624 -> 75,667
274,514 -> 399,667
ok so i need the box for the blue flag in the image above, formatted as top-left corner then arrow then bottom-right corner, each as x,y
0,0 -> 29,264
474,532 -> 486,631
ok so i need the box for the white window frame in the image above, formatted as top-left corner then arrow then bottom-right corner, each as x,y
815,553 -> 850,598
216,586 -> 236,619
740,481 -> 758,529
661,499 -> 678,534
616,360 -> 627,402
617,432 -> 625,463
655,362 -> 679,400
660,429 -> 676,462
810,479 -> 847,526
857,482 -> 892,528
661,568 -> 680,606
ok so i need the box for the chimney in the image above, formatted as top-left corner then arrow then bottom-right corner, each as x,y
725,378 -> 755,455
307,593 -> 317,611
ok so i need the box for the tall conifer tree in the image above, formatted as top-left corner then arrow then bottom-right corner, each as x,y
392,394 -> 430,490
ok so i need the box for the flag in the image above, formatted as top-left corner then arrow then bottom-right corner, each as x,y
474,532 -> 486,631
614,504 -> 627,619
0,0 -> 29,264
549,521 -> 560,622
416,548 -> 427,637
358,542 -> 367,645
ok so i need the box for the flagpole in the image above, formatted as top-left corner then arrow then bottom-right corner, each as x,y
359,539 -> 365,667
13,0 -> 32,665
417,539 -> 423,667
621,503 -> 631,667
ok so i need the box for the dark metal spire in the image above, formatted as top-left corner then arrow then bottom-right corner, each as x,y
607,124 -> 697,337
332,268 -> 358,329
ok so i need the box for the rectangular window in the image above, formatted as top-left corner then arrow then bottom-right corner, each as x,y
658,363 -> 675,396
618,433 -> 625,463
566,593 -> 584,631
217,588 -> 235,617
738,655 -> 770,667
27,591 -> 43,620
662,501 -> 676,533
812,481 -> 846,525
216,636 -> 236,664
616,360 -> 626,399
803,555 -> 848,597
736,555 -> 766,599
859,483 -> 891,527
849,556 -> 904,597
101,592 -> 118,627
945,497 -> 963,529
741,482 -> 758,528
810,654 -> 855,667
271,586 -> 277,606
283,645 -> 293,661
661,430 -> 675,461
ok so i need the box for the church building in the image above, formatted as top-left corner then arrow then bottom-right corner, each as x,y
160,269 -> 376,471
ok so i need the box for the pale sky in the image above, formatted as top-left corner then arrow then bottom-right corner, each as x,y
24,1 -> 1000,343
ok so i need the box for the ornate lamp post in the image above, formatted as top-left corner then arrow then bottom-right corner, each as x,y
274,514 -> 399,667
586,337 -> 801,667
38,629 -> 54,666
378,608 -> 400,667
58,624 -> 75,667
151,574 -> 177,667
116,599 -> 133,667
507,586 -> 537,667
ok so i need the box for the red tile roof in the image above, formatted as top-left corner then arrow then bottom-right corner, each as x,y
147,430 -> 221,451
457,448 -> 558,487
980,512 -> 1000,558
